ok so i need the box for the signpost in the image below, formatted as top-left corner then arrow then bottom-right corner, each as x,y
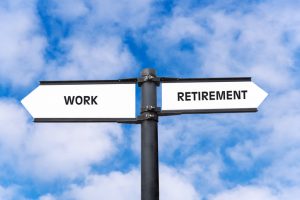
21,80 -> 136,122
161,77 -> 268,114
21,69 -> 268,200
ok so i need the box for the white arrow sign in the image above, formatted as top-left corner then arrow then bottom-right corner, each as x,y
161,79 -> 268,113
21,82 -> 136,121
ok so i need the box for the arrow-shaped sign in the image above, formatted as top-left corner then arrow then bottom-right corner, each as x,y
21,81 -> 136,122
22,77 -> 268,121
161,77 -> 268,114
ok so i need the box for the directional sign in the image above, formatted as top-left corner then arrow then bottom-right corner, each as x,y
20,69 -> 269,200
161,78 -> 268,114
21,81 -> 136,122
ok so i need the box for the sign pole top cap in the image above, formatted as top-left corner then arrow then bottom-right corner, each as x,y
141,68 -> 156,77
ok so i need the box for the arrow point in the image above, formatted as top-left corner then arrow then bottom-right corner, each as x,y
252,82 -> 268,107
21,93 -> 32,117
21,86 -> 40,118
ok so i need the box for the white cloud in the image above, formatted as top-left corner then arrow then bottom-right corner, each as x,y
0,0 -> 46,88
277,187 -> 300,200
39,194 -> 56,200
0,186 -> 17,200
88,0 -> 153,30
23,123 -> 122,180
210,185 -> 300,200
259,148 -> 300,189
140,2 -> 300,198
160,165 -> 200,200
43,0 -> 155,81
0,0 -> 148,89
151,115 -> 253,160
144,0 -> 300,91
48,35 -> 136,80
261,90 -> 300,145
0,185 -> 27,200
131,116 -> 224,158
0,99 -> 29,163
63,170 -> 140,200
49,0 -> 89,21
220,89 -> 300,200
143,14 -> 205,73
182,153 -> 224,194
207,1 -> 300,91
159,16 -> 204,43
60,165 -> 199,200
226,140 -> 258,169
2,0 -> 300,199
41,0 -> 155,82
131,116 -> 225,195
47,0 -> 153,29
210,186 -> 278,200
0,99 -> 124,180
227,89 -> 300,168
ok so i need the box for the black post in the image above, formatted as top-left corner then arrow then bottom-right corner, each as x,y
140,68 -> 159,200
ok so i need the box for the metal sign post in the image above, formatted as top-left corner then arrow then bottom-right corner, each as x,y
139,69 -> 159,200
21,68 -> 268,200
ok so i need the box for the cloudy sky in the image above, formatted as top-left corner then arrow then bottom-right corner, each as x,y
1,0 -> 300,199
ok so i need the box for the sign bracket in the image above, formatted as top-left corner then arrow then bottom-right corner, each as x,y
34,118 -> 140,123
160,77 -> 251,83
40,78 -> 138,85
141,105 -> 161,113
159,108 -> 258,116
137,76 -> 160,86
137,112 -> 159,122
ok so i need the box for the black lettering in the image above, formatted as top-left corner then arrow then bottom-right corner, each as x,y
233,91 -> 241,99
64,96 -> 98,105
191,92 -> 197,101
185,92 -> 191,101
209,91 -> 215,100
216,91 -> 225,100
241,90 -> 247,99
64,96 -> 75,105
178,92 -> 184,101
84,96 -> 90,105
75,96 -> 83,104
91,96 -> 98,105
202,92 -> 208,100
227,91 -> 232,100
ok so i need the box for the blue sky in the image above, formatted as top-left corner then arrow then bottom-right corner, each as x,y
0,0 -> 300,199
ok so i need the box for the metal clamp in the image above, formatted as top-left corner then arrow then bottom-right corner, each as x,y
137,76 -> 160,86
137,112 -> 158,122
141,106 -> 161,113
